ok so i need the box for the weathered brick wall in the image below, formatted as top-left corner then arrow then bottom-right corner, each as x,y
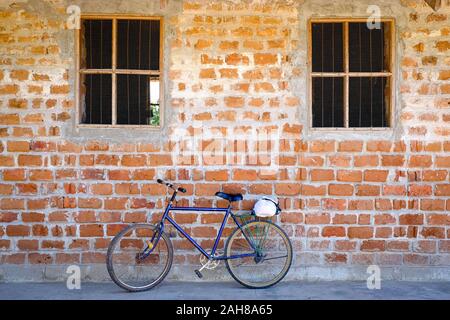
0,0 -> 449,281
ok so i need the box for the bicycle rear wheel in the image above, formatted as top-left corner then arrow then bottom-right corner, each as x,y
106,224 -> 173,292
225,220 -> 292,289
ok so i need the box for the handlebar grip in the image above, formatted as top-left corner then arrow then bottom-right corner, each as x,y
157,179 -> 164,184
178,187 -> 187,193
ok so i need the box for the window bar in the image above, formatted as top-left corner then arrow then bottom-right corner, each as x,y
149,21 -> 152,71
359,23 -> 362,127
147,76 -> 150,125
100,20 -> 103,124
332,23 -> 335,126
321,23 -> 324,127
126,20 -> 131,124
343,22 -> 349,128
150,22 -> 154,124
381,23 -> 385,127
112,18 -> 117,126
369,26 -> 373,127
138,20 -> 142,124
89,20 -> 93,124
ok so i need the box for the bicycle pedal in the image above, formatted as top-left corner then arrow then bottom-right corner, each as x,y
194,269 -> 203,279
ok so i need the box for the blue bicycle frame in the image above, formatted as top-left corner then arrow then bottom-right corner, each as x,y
142,202 -> 258,262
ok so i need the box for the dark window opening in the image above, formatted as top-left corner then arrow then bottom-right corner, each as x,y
311,20 -> 393,129
312,23 -> 344,73
79,18 -> 161,126
312,77 -> 344,128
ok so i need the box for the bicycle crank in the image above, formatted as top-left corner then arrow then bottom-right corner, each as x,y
195,252 -> 222,278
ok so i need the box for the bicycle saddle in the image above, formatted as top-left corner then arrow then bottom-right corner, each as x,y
215,192 -> 243,202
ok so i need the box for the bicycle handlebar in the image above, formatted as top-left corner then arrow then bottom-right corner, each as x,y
157,179 -> 187,193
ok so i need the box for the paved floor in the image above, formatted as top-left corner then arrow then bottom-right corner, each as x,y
0,281 -> 449,300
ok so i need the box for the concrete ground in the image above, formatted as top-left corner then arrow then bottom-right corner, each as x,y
1,281 -> 450,300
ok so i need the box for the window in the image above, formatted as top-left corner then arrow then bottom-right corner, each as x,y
76,16 -> 162,127
309,19 -> 394,129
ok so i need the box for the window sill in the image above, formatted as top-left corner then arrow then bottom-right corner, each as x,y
304,127 -> 396,141
76,124 -> 162,130
310,127 -> 392,132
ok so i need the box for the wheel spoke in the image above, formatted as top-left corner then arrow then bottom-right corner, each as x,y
225,221 -> 292,288
107,224 -> 173,292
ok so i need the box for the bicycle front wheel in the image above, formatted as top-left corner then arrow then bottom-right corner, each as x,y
225,220 -> 292,289
106,224 -> 173,292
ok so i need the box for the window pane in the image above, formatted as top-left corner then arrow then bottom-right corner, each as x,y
117,20 -> 160,70
81,74 -> 112,125
349,22 -> 390,72
312,23 -> 344,73
349,77 -> 390,127
312,77 -> 344,128
117,75 -> 160,125
82,20 -> 112,69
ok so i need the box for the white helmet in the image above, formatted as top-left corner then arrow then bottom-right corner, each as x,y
253,196 -> 281,217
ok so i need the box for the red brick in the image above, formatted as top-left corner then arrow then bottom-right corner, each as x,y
301,185 -> 326,196
6,225 -> 30,236
329,184 -> 354,196
348,227 -> 373,239
3,169 -> 26,181
409,155 -> 432,168
310,169 -> 334,181
104,198 -> 128,210
78,198 -> 102,209
28,253 -> 53,264
205,170 -> 229,181
408,184 -> 432,197
41,240 -> 65,249
337,170 -> 362,182
354,155 -> 379,167
80,224 -> 104,237
356,185 -> 380,196
404,254 -> 429,265
322,226 -> 346,237
323,199 -> 346,210
91,183 -> 113,195
233,169 -> 257,181
364,170 -> 389,182
7,141 -> 30,152
305,213 -> 330,224
254,53 -> 277,65
324,253 -> 347,264
310,140 -> 335,152
367,140 -> 392,152
361,240 -> 385,252
21,212 -> 45,222
435,185 -> 450,196
275,183 -> 301,195
421,227 -> 445,239
56,253 -> 80,264
17,155 -> 42,167
427,214 -> 450,225
109,170 -> 131,181
1,199 -> 25,210
399,214 -> 424,225
338,141 -> 363,152
382,155 -> 405,166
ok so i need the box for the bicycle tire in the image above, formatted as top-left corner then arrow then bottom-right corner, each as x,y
225,220 -> 292,289
106,223 -> 173,292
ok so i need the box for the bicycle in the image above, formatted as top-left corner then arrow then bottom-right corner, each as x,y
107,179 -> 293,292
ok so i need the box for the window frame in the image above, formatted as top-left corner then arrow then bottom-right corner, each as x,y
307,17 -> 396,131
75,14 -> 164,129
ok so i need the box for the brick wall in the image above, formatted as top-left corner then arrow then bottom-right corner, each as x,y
0,0 -> 449,281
